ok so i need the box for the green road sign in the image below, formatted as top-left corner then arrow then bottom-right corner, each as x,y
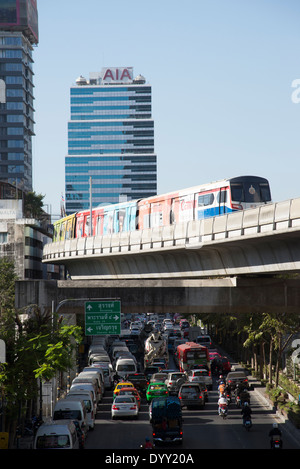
85,300 -> 121,335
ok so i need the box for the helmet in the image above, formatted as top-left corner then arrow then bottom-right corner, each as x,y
244,401 -> 248,406
219,375 -> 223,379
273,423 -> 278,429
145,437 -> 150,441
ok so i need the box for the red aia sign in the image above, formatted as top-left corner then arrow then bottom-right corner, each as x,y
102,67 -> 133,83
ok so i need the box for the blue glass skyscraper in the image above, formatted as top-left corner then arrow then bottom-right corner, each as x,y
65,67 -> 157,215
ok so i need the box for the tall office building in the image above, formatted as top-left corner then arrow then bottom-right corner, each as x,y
0,0 -> 38,193
65,66 -> 157,215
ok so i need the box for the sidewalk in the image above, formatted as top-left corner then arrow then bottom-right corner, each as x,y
249,374 -> 300,446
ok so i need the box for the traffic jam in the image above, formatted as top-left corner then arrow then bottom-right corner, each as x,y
34,313 -> 238,449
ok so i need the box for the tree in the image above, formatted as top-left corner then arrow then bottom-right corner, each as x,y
0,259 -> 83,443
24,191 -> 45,219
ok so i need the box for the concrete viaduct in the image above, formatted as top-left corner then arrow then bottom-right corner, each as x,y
13,197 -> 300,316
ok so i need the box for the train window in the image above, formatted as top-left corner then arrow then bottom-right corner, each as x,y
231,183 -> 243,202
259,183 -> 271,202
231,181 -> 271,203
198,193 -> 214,206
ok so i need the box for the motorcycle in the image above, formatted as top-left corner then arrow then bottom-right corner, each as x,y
218,404 -> 227,419
243,418 -> 252,431
270,436 -> 282,449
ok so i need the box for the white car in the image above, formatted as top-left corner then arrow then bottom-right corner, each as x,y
111,395 -> 139,420
188,368 -> 213,390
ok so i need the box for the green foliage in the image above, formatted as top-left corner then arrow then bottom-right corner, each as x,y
24,191 -> 45,219
0,258 -> 83,428
27,324 -> 83,382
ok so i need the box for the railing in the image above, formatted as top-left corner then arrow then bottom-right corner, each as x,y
43,197 -> 300,261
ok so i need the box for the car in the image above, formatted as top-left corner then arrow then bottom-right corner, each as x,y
113,381 -> 135,399
150,372 -> 168,383
209,351 -> 221,361
187,368 -> 213,390
144,366 -> 160,381
226,370 -> 249,390
178,382 -> 205,409
125,373 -> 148,394
221,356 -> 231,373
152,358 -> 168,369
146,382 -> 169,403
165,372 -> 187,394
111,395 -> 139,420
195,335 -> 213,349
118,387 -> 142,409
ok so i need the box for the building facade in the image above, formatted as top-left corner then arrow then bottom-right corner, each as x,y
65,66 -> 157,215
0,0 -> 38,193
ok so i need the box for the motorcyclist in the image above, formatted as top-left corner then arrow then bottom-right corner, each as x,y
269,423 -> 282,448
218,393 -> 228,415
241,401 -> 252,425
218,381 -> 226,396
235,383 -> 250,403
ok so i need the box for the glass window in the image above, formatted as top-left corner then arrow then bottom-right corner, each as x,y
198,193 -> 214,206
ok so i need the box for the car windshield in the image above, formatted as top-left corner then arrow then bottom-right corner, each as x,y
170,373 -> 184,380
53,410 -> 81,420
36,434 -> 71,449
115,396 -> 135,403
150,384 -> 165,390
117,364 -> 136,371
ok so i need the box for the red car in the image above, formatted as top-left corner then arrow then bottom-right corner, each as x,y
221,357 -> 231,373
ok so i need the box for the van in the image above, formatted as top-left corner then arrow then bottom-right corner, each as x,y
88,344 -> 106,357
71,374 -> 102,405
65,392 -> 95,430
34,420 -> 80,449
69,383 -> 97,408
53,398 -> 88,436
91,363 -> 114,389
89,353 -> 111,367
112,346 -> 129,361
78,371 -> 104,400
115,358 -> 137,378
82,366 -> 105,392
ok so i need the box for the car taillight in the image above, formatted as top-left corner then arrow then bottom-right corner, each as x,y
130,405 -> 137,410
112,405 -> 119,410
199,396 -> 202,399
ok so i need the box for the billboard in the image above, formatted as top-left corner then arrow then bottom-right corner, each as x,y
0,0 -> 38,44
101,67 -> 133,84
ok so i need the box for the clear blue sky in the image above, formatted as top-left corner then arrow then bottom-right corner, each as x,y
32,0 -> 300,217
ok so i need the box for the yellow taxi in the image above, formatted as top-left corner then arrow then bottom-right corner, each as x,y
113,381 -> 135,399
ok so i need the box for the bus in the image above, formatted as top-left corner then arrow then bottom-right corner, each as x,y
176,342 -> 210,373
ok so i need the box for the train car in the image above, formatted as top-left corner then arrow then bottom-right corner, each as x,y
76,206 -> 104,238
53,213 -> 77,242
75,200 -> 139,238
102,200 -> 138,235
137,175 -> 271,229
